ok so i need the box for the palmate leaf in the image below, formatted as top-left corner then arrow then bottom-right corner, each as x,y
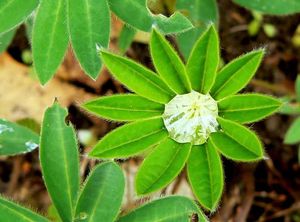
284,117 -> 300,144
117,196 -> 208,222
211,50 -> 264,100
0,29 -> 16,53
187,142 -> 223,211
176,0 -> 219,58
210,117 -> 264,161
218,94 -> 282,124
68,0 -> 110,79
100,51 -> 175,104
75,162 -> 124,222
150,29 -> 191,94
40,103 -> 80,222
0,196 -> 49,222
32,0 -> 68,85
0,0 -> 39,34
233,0 -> 300,15
186,25 -> 219,93
82,94 -> 164,121
0,119 -> 39,156
135,137 -> 191,195
89,117 -> 167,158
108,0 -> 193,34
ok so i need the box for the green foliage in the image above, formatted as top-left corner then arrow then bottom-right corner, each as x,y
211,50 -> 264,100
0,102 -> 205,221
187,142 -> 223,211
0,119 -> 39,156
233,0 -> 300,15
68,0 -> 110,79
0,0 -> 39,33
211,118 -> 264,161
100,51 -> 175,104
135,138 -> 191,195
117,196 -> 208,222
176,0 -> 219,58
75,162 -> 124,222
187,25 -> 219,93
218,94 -> 282,124
0,196 -> 49,222
0,29 -> 16,53
82,94 -> 164,121
284,117 -> 300,144
0,0 -> 193,84
89,118 -> 167,158
150,29 -> 191,94
283,75 -> 300,146
40,103 -> 80,222
118,25 -> 137,53
296,75 -> 300,102
109,0 -> 193,34
85,27 -> 280,212
32,0 -> 68,84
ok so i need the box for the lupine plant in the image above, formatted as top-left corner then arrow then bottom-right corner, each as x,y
0,103 -> 207,222
0,0 -> 193,84
83,26 -> 282,211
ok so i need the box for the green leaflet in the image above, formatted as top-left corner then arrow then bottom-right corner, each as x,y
279,101 -> 300,115
0,119 -> 39,156
233,0 -> 300,15
100,51 -> 175,104
135,137 -> 191,195
284,117 -> 300,144
186,25 -> 219,93
210,117 -> 264,161
0,29 -> 15,53
75,162 -> 124,222
89,117 -> 167,158
117,196 -> 208,222
0,196 -> 49,222
108,0 -> 193,34
211,50 -> 264,100
25,16 -> 34,42
296,75 -> 300,102
82,94 -> 164,121
0,0 -> 39,34
150,29 -> 191,94
40,103 -> 80,222
176,0 -> 219,58
218,94 -> 282,124
187,142 -> 223,211
118,25 -> 137,53
32,0 -> 68,85
68,0 -> 110,79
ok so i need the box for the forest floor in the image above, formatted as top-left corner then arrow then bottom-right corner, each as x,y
1,0 -> 300,221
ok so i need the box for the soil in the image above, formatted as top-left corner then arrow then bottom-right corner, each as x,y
1,0 -> 300,221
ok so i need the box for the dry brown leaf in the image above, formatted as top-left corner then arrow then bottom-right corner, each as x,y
0,53 -> 93,122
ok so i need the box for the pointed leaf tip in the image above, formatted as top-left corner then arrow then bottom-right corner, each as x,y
75,162 -> 124,222
211,49 -> 264,100
135,138 -> 191,195
100,51 -> 174,104
187,24 -> 219,93
218,93 -> 282,124
150,29 -> 191,94
188,143 -> 224,211
210,117 -> 264,161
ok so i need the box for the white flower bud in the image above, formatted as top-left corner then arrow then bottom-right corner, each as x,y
163,91 -> 219,145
